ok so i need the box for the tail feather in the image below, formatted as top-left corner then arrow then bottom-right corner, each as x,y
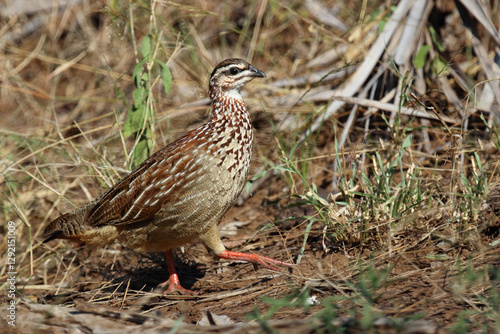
41,230 -> 63,243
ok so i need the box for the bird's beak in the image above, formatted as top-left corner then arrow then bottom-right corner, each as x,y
248,65 -> 266,78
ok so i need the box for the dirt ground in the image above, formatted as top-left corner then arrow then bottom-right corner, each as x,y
7,161 -> 498,332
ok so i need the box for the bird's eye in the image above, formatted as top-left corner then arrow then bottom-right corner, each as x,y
229,67 -> 240,75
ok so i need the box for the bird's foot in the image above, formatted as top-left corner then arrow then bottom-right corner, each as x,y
158,275 -> 198,296
218,250 -> 295,271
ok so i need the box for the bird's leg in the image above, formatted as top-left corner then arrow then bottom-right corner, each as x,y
159,249 -> 197,295
217,250 -> 294,271
200,225 -> 294,271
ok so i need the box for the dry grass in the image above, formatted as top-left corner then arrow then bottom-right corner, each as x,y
1,0 -> 500,332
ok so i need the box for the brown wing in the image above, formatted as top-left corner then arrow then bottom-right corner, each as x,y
86,131 -> 206,227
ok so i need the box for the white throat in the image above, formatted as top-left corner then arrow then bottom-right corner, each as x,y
224,89 -> 243,100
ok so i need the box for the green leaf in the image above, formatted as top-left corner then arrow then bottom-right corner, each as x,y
392,134 -> 412,168
296,219 -> 314,264
246,169 -> 267,194
132,58 -> 147,87
123,104 -> 146,138
473,152 -> 482,171
140,34 -> 152,58
132,87 -> 148,106
414,45 -> 431,69
461,173 -> 471,189
431,57 -> 448,75
288,140 -> 301,159
273,165 -> 296,173
402,134 -> 412,150
429,26 -> 444,52
155,59 -> 172,95
245,181 -> 252,195
375,152 -> 385,173
132,137 -> 153,167
425,254 -> 449,260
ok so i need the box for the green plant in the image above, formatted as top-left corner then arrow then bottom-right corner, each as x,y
315,295 -> 344,333
349,261 -> 393,329
451,263 -> 500,333
481,114 -> 500,153
122,33 -> 172,168
414,26 -> 449,76
247,287 -> 313,325
454,152 -> 488,239
246,262 -> 393,332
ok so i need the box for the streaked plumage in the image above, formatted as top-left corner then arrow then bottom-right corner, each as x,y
43,58 -> 293,295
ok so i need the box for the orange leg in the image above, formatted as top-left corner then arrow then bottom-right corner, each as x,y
217,250 -> 294,271
158,249 -> 197,295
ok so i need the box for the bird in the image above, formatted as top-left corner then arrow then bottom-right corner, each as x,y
42,58 -> 294,295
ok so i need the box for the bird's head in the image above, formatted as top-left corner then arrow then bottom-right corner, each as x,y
208,58 -> 266,100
